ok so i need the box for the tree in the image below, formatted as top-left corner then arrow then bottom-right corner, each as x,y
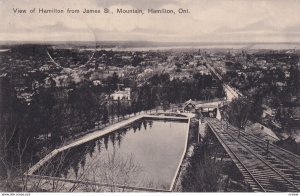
111,72 -> 119,91
117,98 -> 121,120
102,105 -> 109,124
248,95 -> 263,123
0,77 -> 24,189
288,65 -> 299,92
132,55 -> 142,67
23,148 -> 144,192
131,100 -> 137,116
224,98 -> 251,130
110,103 -> 115,122
162,101 -> 170,112
276,106 -> 295,133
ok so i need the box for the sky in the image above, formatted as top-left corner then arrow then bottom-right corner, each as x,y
1,0 -> 300,43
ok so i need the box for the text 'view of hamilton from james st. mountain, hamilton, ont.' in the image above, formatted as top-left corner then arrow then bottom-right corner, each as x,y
12,7 -> 190,15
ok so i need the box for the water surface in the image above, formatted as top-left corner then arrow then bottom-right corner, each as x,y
36,118 -> 188,190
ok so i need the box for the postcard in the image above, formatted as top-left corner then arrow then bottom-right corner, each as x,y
0,0 -> 300,194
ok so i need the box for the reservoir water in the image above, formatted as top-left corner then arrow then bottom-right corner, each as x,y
35,118 -> 189,190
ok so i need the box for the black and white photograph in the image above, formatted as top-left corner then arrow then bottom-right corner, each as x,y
0,0 -> 300,194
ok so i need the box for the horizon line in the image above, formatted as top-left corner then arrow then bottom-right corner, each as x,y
1,40 -> 300,44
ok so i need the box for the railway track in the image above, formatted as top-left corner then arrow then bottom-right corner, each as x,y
206,118 -> 300,192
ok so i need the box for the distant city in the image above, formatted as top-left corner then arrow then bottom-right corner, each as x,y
0,42 -> 300,192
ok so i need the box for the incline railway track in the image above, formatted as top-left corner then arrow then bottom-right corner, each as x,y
206,118 -> 300,192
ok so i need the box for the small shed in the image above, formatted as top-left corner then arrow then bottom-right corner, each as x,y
183,99 -> 196,112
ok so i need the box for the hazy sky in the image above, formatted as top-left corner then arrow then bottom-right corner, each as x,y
1,0 -> 300,42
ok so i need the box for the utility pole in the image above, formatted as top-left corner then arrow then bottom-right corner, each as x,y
266,139 -> 269,156
226,119 -> 229,132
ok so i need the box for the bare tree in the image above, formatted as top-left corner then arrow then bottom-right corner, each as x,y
223,97 -> 251,130
0,124 -> 19,191
83,151 -> 143,192
23,147 -> 144,192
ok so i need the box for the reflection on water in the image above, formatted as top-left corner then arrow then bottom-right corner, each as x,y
36,119 -> 188,190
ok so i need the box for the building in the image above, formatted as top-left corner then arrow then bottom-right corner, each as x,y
196,104 -> 218,118
92,80 -> 102,86
183,99 -> 196,112
110,88 -> 131,100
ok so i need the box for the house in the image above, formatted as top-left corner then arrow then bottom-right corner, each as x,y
284,71 -> 290,78
17,92 -> 34,105
196,104 -> 218,118
275,82 -> 287,90
110,88 -> 131,100
92,80 -> 102,86
194,55 -> 202,60
39,64 -> 51,72
183,99 -> 196,112
262,105 -> 276,119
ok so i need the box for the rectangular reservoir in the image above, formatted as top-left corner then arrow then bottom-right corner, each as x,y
35,118 -> 189,191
